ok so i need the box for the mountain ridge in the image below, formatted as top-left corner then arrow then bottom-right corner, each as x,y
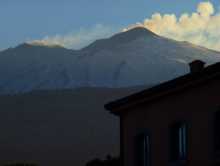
4,27 -> 220,54
1,27 -> 220,94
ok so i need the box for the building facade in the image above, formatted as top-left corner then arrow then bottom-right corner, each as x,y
105,60 -> 220,166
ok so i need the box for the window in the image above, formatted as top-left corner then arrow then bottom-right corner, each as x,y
215,111 -> 220,151
136,133 -> 151,166
170,122 -> 187,161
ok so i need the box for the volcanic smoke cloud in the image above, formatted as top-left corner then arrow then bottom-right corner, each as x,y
31,1 -> 220,51
124,1 -> 220,51
30,24 -> 116,49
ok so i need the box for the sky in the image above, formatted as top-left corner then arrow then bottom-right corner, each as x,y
0,0 -> 220,50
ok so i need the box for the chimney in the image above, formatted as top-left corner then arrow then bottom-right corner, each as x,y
189,60 -> 206,73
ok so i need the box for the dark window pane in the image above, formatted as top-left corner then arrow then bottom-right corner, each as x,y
170,122 -> 187,161
136,133 -> 150,166
215,111 -> 220,151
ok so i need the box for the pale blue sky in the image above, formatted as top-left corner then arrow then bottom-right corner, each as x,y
0,0 -> 219,49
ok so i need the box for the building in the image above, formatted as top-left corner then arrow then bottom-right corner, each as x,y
105,60 -> 220,166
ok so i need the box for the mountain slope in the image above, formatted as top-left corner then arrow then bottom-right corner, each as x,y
1,27 -> 220,94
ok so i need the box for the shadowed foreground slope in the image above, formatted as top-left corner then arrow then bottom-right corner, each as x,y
0,87 -> 144,166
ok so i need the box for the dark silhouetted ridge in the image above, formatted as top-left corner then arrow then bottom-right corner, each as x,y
15,43 -> 65,50
109,27 -> 158,43
119,27 -> 156,37
83,27 -> 158,51
16,43 -> 33,49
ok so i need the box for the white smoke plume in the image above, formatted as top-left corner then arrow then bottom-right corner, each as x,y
30,2 -> 220,51
29,24 -> 116,49
124,1 -> 220,51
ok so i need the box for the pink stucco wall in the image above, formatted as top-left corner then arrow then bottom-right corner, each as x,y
121,78 -> 220,166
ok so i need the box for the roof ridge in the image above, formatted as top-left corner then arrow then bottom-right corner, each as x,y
105,62 -> 220,114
